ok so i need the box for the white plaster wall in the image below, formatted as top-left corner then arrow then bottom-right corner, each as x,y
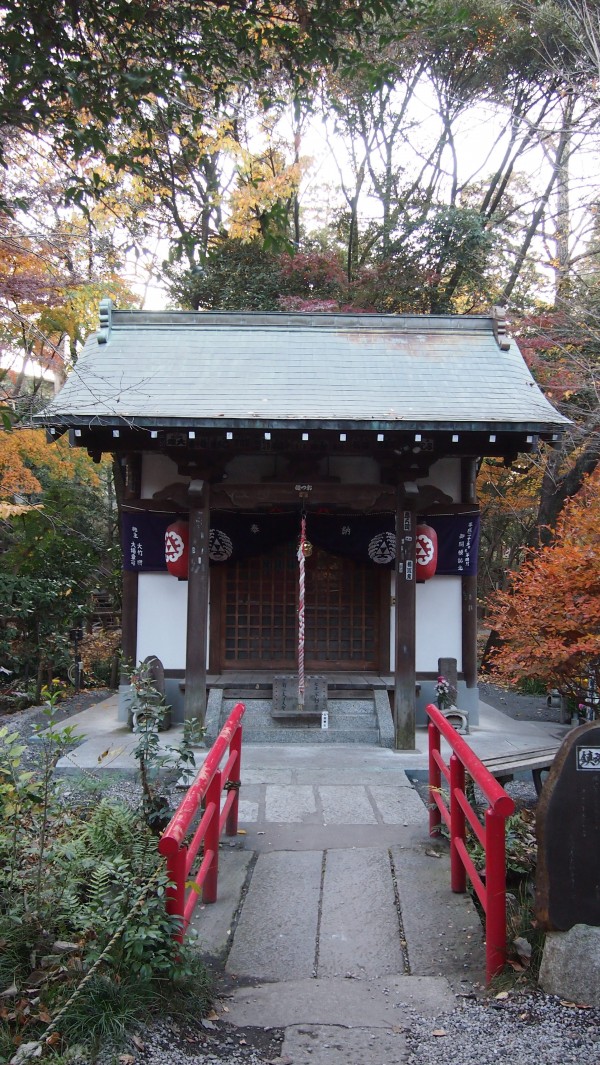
422,458 -> 461,502
137,573 -> 188,669
141,454 -> 188,498
416,576 -> 462,671
389,573 -> 462,672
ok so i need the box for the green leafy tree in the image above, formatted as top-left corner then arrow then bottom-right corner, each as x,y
0,0 -> 397,204
167,238 -> 283,310
0,435 -> 117,691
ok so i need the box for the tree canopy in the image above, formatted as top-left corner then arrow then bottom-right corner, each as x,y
0,0 -> 398,173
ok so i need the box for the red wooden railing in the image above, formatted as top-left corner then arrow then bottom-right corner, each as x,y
158,701 -> 245,941
426,703 -> 515,983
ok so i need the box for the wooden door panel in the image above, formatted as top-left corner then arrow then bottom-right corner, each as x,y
219,542 -> 380,670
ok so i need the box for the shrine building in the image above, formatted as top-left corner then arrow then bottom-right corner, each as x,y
35,301 -> 568,748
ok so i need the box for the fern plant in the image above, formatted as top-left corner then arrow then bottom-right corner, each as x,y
52,801 -> 184,979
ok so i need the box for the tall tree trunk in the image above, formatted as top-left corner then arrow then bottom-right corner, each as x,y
501,117 -> 572,304
554,98 -> 574,303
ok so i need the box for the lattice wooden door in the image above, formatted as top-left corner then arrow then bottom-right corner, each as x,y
218,541 -> 381,670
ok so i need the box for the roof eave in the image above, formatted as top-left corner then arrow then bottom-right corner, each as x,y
34,413 -> 570,435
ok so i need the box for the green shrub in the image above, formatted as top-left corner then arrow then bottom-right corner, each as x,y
0,726 -> 212,1062
515,677 -> 547,697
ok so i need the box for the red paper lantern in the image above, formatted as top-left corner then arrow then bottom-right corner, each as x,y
165,520 -> 189,579
415,524 -> 438,581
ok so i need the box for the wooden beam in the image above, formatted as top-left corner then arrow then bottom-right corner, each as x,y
147,481 -> 453,513
461,460 -> 478,689
120,569 -> 138,680
184,480 -> 210,724
394,494 -> 416,750
213,482 -> 397,511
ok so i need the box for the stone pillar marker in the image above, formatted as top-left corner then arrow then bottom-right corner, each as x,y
536,722 -> 600,931
438,657 -> 458,698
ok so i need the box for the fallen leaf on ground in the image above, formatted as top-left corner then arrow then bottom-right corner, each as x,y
425,849 -> 442,859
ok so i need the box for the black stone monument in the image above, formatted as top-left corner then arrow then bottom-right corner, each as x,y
536,722 -> 600,931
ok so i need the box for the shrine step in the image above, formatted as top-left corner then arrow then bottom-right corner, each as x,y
239,725 -> 382,745
218,696 -> 385,746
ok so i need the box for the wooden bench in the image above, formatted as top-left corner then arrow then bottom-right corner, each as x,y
479,745 -> 561,796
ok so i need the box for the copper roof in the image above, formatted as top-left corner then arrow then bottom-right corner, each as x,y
35,303 -> 569,434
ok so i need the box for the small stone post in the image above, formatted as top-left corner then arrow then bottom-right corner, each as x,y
438,657 -> 458,700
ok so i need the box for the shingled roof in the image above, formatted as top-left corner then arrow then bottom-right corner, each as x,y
36,302 -> 569,434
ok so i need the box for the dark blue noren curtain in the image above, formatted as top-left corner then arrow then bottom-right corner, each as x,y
122,509 -> 479,575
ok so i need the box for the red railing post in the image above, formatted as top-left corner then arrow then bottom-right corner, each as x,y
225,724 -> 242,837
449,753 -> 466,893
158,701 -> 246,933
485,808 -> 509,982
163,843 -> 188,943
428,720 -> 442,836
425,702 -> 515,983
202,769 -> 222,904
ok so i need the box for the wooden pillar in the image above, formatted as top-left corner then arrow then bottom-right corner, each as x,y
461,459 -> 478,689
394,492 -> 416,750
184,480 -> 210,724
120,570 -> 138,679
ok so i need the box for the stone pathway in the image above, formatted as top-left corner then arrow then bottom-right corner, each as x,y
192,747 -> 485,1065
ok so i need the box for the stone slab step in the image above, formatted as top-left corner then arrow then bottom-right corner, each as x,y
226,848 -> 407,982
281,1024 -> 408,1065
240,727 -> 382,744
221,977 -> 456,1065
238,711 -> 379,728
222,974 -> 456,1029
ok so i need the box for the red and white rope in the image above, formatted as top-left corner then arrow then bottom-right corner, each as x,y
297,516 -> 306,709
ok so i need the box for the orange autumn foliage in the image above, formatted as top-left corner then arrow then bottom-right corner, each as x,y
487,468 -> 600,696
0,429 -> 101,501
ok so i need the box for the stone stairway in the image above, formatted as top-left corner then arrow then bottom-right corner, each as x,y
206,688 -> 394,746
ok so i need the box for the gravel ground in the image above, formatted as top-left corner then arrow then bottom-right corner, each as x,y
104,1020 -> 285,1065
406,990 -> 600,1065
101,990 -> 600,1065
478,680 -> 564,724
5,685 -> 597,1065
